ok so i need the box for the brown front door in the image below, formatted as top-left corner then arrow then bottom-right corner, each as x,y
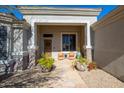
44,39 -> 52,57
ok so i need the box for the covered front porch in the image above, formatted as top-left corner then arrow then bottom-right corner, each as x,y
18,6 -> 102,62
36,23 -> 88,60
33,22 -> 92,62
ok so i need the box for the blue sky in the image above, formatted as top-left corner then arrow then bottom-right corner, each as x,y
0,5 -> 117,20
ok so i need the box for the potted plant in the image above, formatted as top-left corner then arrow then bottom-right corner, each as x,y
37,54 -> 54,73
87,62 -> 97,71
76,48 -> 81,59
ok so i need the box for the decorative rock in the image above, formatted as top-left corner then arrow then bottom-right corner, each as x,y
75,62 -> 86,71
37,64 -> 53,73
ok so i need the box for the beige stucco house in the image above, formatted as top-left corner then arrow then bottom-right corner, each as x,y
0,6 -> 102,73
1,5 -> 124,82
18,6 -> 102,61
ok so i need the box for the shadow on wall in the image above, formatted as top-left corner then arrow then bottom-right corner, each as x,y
93,6 -> 124,82
22,26 -> 32,70
94,27 -> 124,82
10,25 -> 32,71
103,54 -> 124,81
95,49 -> 124,81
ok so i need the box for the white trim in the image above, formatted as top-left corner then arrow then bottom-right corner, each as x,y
36,23 -> 86,26
86,22 -> 92,49
92,6 -> 124,31
86,45 -> 92,49
61,32 -> 78,52
19,6 -> 102,12
18,6 -> 101,16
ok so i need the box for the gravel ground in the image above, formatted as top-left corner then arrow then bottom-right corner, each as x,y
0,68 -> 61,88
78,69 -> 124,88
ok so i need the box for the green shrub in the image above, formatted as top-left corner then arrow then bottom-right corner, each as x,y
77,56 -> 89,65
37,54 -> 54,69
72,56 -> 89,68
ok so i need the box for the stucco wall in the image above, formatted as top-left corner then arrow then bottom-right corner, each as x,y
37,25 -> 84,59
93,6 -> 124,81
12,22 -> 31,70
0,13 -> 32,73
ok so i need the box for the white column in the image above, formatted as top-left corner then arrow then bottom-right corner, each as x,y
28,22 -> 36,67
32,20 -> 38,50
27,16 -> 36,50
86,22 -> 92,62
30,23 -> 35,49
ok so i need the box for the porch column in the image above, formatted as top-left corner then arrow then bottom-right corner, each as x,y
27,23 -> 36,68
31,24 -> 35,49
86,23 -> 92,62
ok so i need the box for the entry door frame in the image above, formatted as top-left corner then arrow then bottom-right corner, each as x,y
43,37 -> 53,56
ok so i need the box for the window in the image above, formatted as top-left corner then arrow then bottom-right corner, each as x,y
0,26 -> 7,60
43,34 -> 53,37
62,34 -> 76,51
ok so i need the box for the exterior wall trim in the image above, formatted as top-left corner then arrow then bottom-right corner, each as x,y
18,6 -> 102,16
92,6 -> 124,30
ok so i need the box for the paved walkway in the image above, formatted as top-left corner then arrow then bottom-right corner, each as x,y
0,59 -> 124,88
50,59 -> 87,87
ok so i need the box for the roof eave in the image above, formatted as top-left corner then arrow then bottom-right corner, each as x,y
18,6 -> 102,16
